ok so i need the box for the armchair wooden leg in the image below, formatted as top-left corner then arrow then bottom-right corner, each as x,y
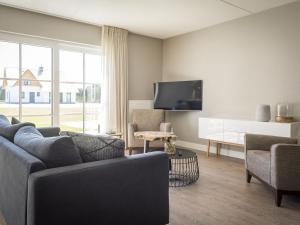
246,170 -> 252,183
275,190 -> 283,207
129,147 -> 133,155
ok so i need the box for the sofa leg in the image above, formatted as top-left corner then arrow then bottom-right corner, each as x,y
275,190 -> 283,207
246,170 -> 252,183
129,147 -> 133,155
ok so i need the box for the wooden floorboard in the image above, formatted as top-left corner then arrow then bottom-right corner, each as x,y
1,151 -> 300,225
169,151 -> 300,225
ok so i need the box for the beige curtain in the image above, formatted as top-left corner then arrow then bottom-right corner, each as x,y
101,25 -> 128,145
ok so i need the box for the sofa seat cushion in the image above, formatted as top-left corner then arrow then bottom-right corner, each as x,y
60,131 -> 125,162
0,115 -> 35,142
247,150 -> 271,184
14,126 -> 82,168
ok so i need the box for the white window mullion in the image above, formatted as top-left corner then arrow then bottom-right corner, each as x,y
18,44 -> 22,121
83,53 -> 86,133
52,47 -> 60,127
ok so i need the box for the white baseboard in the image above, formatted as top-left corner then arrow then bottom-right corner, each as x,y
175,140 -> 245,159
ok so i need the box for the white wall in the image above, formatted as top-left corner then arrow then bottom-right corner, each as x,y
0,4 -> 102,46
128,33 -> 162,100
162,1 -> 300,146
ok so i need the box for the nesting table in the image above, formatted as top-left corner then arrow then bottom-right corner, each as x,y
134,131 -> 199,187
134,131 -> 177,154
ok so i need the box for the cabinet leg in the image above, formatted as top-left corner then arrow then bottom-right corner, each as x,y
275,190 -> 283,207
207,140 -> 211,157
216,143 -> 221,156
246,170 -> 252,183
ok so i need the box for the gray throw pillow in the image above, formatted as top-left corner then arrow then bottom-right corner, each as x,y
60,131 -> 125,162
0,114 -> 35,142
14,126 -> 82,168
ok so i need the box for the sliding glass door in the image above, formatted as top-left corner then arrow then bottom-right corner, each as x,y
0,33 -> 102,133
0,41 -> 52,127
59,50 -> 102,133
0,41 -> 20,119
21,44 -> 52,126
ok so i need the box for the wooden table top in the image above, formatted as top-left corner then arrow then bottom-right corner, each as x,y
134,131 -> 177,141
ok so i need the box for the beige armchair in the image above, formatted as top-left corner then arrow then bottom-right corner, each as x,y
245,133 -> 300,206
128,109 -> 172,155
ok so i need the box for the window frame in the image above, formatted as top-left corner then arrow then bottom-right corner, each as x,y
0,31 -> 102,128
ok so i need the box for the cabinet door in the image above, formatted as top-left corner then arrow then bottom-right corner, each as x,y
199,118 -> 223,141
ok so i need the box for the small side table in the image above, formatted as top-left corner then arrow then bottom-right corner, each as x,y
134,131 -> 177,154
106,132 -> 123,139
169,149 -> 199,187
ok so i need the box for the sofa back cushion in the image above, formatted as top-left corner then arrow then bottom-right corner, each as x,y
0,115 -> 35,142
14,126 -> 82,168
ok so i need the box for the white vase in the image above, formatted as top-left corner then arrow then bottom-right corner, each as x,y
256,104 -> 271,122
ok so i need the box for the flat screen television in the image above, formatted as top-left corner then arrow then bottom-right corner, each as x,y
153,80 -> 203,110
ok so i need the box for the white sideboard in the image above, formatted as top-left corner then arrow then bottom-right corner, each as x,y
198,118 -> 300,152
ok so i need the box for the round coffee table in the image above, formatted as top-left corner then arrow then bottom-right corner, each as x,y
169,149 -> 199,187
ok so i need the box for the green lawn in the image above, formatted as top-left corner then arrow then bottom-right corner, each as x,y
0,103 -> 101,133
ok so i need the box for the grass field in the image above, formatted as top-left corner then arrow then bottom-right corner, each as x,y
0,103 -> 101,133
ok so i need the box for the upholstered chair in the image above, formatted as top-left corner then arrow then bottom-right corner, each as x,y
128,109 -> 172,155
245,133 -> 300,206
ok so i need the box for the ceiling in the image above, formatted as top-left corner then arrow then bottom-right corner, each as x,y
0,0 -> 298,39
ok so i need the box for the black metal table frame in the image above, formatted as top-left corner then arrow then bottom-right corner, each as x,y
168,149 -> 199,187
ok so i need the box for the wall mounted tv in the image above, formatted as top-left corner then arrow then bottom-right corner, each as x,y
153,80 -> 203,111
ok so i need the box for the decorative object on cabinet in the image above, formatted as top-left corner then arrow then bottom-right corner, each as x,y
255,104 -> 271,122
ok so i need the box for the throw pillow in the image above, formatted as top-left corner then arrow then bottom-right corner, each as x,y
60,131 -> 125,162
0,114 -> 35,142
14,126 -> 82,168
11,117 -> 21,124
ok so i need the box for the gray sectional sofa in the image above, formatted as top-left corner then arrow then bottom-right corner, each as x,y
0,115 -> 169,225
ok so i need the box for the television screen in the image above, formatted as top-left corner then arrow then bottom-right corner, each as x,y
153,80 -> 203,110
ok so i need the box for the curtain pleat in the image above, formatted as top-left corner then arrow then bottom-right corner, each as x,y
101,26 -> 128,147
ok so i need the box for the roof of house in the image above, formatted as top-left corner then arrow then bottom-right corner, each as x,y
13,69 -> 43,88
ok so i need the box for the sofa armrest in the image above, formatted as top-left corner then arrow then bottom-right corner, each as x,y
270,144 -> 300,190
128,122 -> 137,147
37,127 -> 61,137
245,134 -> 297,151
27,152 -> 169,225
160,122 -> 172,132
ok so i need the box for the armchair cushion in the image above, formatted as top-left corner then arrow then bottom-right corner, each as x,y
61,131 -> 125,162
160,122 -> 172,132
245,134 -> 298,151
246,150 -> 270,184
132,109 -> 164,131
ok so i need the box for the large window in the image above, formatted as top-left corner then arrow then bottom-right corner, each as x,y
0,41 -> 19,119
21,44 -> 52,127
0,34 -> 102,132
0,41 -> 52,126
59,50 -> 101,134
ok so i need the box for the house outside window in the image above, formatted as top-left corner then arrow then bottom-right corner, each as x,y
0,35 -> 102,131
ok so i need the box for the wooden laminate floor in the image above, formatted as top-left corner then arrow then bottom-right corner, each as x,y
169,151 -> 300,225
1,151 -> 300,225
